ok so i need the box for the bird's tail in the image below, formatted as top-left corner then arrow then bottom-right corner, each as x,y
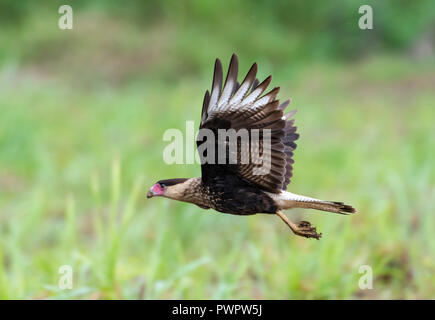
275,191 -> 356,215
291,199 -> 356,214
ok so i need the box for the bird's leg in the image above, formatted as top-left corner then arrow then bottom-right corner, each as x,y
276,210 -> 322,240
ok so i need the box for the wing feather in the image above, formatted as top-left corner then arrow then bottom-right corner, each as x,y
198,54 -> 300,192
241,76 -> 272,106
229,63 -> 257,106
208,59 -> 223,113
217,54 -> 239,111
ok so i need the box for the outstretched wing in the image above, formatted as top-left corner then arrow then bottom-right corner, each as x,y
197,54 -> 299,192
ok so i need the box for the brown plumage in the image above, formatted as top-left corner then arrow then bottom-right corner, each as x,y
147,54 -> 356,239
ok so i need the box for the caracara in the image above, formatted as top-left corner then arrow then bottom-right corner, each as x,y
147,54 -> 355,239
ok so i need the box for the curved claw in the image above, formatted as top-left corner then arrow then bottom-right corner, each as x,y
275,211 -> 322,240
296,221 -> 322,240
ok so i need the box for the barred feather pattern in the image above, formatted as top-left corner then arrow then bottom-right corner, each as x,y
198,54 -> 299,192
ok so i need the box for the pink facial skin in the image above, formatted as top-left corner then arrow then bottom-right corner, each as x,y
147,183 -> 165,198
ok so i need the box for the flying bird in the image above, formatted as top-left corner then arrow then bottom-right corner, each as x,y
147,54 -> 355,239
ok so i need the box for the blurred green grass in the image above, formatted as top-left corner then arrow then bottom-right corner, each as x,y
0,3 -> 434,299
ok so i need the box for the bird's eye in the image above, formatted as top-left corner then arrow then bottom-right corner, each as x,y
160,183 -> 166,188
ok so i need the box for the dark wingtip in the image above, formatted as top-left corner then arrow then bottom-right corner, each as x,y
229,54 -> 238,69
279,99 -> 291,111
251,63 -> 258,74
332,202 -> 357,214
269,86 -> 280,95
214,58 -> 223,76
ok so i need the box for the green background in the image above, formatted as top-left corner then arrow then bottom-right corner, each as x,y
0,0 -> 434,299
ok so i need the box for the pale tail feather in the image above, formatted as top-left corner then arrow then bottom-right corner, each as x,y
269,191 -> 356,215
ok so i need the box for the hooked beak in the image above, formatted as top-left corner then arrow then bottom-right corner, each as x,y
147,183 -> 165,199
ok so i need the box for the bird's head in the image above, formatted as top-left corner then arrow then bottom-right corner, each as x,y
147,178 -> 188,199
